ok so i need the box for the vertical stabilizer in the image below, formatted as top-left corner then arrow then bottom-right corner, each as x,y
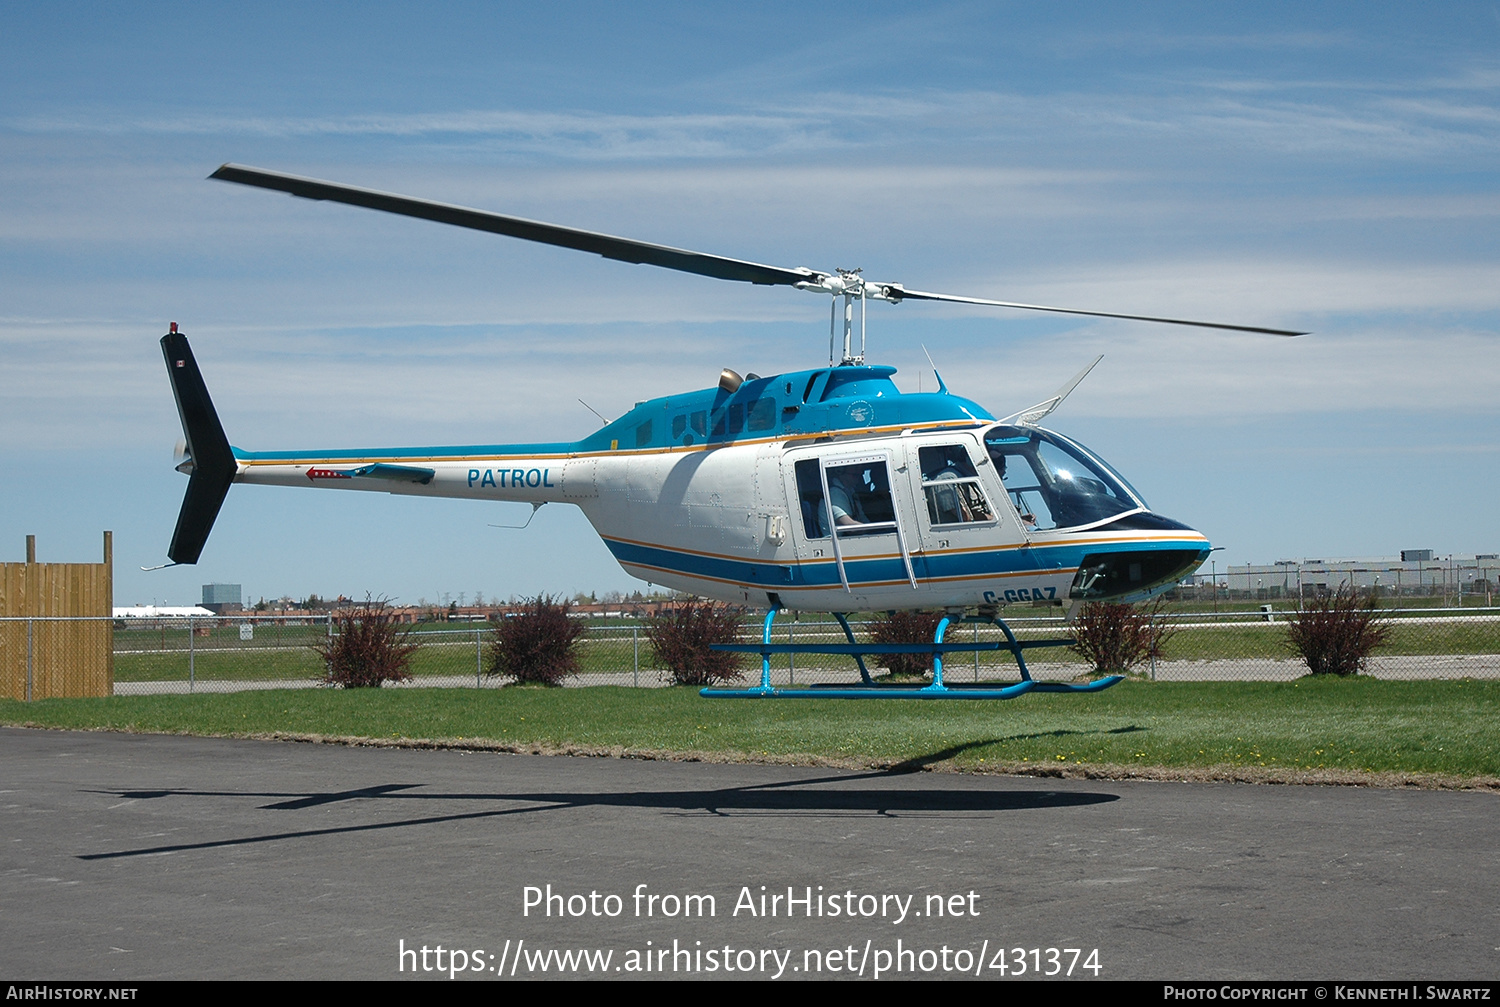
160,326 -> 236,564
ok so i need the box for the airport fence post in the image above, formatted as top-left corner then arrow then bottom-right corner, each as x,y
974,621 -> 980,681
475,628 -> 482,687
632,625 -> 639,688
26,617 -> 33,702
188,615 -> 195,693
788,621 -> 794,686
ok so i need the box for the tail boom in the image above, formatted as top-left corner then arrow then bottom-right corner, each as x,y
232,453 -> 580,504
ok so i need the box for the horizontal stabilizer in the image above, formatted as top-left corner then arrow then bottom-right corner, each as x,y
350,463 -> 435,485
161,328 -> 236,564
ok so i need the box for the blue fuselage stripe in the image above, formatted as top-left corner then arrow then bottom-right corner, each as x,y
602,535 -> 1207,590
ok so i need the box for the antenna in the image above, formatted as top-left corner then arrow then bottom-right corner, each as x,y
577,399 -> 611,425
489,502 -> 546,529
920,344 -> 949,394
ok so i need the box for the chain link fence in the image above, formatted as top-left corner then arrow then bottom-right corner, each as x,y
110,615 -> 333,695
3,608 -> 1497,698
692,609 -> 1500,687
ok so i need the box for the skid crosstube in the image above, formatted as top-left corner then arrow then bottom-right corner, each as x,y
701,610 -> 1123,700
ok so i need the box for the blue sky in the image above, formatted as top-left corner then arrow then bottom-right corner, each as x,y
2,2 -> 1497,606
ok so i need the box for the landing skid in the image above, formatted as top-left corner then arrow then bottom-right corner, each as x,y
702,609 -> 1123,700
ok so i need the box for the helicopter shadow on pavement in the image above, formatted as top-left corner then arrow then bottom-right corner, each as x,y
78,762 -> 1121,862
884,724 -> 1147,774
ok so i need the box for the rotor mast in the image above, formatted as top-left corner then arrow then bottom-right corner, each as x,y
811,268 -> 877,366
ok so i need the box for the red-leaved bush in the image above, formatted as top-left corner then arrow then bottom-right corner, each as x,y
488,595 -> 584,686
1286,585 -> 1391,676
868,610 -> 944,678
314,598 -> 419,688
644,601 -> 745,686
1068,598 -> 1175,677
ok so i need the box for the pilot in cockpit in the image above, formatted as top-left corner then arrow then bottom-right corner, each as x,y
987,445 -> 1038,528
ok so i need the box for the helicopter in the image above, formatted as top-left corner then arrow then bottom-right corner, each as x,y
161,164 -> 1303,699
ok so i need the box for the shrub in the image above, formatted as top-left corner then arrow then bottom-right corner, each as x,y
488,595 -> 584,686
1286,585 -> 1391,676
868,610 -> 944,678
644,601 -> 745,686
1069,598 -> 1175,677
314,597 -> 419,688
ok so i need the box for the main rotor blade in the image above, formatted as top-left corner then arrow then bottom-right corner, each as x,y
211,163 -> 818,288
889,287 -> 1307,336
214,164 -> 1305,336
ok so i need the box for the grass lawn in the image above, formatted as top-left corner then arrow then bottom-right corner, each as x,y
4,678 -> 1498,781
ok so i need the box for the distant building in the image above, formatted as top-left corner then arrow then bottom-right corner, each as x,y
201,583 -> 242,614
114,605 -> 215,619
1216,555 -> 1497,601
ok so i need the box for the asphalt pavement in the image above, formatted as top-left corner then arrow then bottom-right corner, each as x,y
1,727 -> 1495,981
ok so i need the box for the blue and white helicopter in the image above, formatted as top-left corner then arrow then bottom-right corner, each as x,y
162,164 -> 1303,700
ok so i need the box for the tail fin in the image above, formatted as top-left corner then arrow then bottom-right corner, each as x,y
161,325 -> 236,564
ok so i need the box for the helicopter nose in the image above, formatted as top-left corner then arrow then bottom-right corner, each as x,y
1069,545 -> 1210,600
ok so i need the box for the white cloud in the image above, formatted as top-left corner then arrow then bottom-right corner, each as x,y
10,62 -> 1500,164
984,259 -> 1500,319
933,322 -> 1500,421
6,108 -> 844,162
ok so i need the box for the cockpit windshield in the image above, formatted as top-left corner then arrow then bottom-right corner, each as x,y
983,425 -> 1144,530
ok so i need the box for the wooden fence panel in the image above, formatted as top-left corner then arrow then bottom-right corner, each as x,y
0,534 -> 113,700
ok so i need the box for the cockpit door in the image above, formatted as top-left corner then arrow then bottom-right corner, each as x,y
903,436 -> 1033,606
786,450 -> 918,593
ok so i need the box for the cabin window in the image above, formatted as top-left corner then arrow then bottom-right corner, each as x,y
919,444 -> 977,480
795,457 -> 899,539
993,450 -> 1057,530
795,460 -> 827,538
728,402 -> 745,435
635,419 -> 653,448
825,460 -> 898,537
985,426 -> 1138,530
918,444 -> 994,526
671,411 -> 707,446
747,397 -> 776,432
